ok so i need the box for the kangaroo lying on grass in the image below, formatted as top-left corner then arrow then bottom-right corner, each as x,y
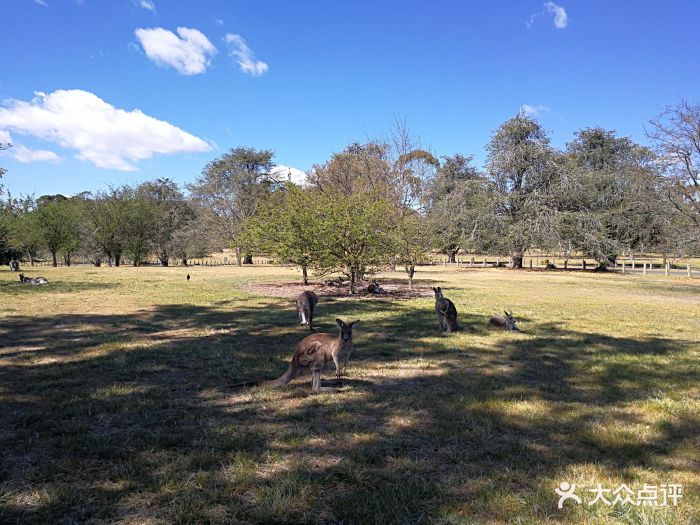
433,286 -> 460,333
489,311 -> 520,331
252,318 -> 359,393
296,290 -> 318,331
19,273 -> 49,285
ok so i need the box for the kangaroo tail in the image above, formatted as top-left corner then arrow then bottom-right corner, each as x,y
260,364 -> 295,388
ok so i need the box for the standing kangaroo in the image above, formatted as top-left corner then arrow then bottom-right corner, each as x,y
489,311 -> 520,331
433,286 -> 460,333
265,318 -> 359,392
296,290 -> 318,331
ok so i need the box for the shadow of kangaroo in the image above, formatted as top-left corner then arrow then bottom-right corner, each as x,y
296,290 -> 318,331
236,319 -> 359,393
432,286 -> 460,333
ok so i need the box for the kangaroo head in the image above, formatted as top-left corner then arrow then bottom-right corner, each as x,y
504,311 -> 519,331
19,273 -> 24,282
336,318 -> 359,342
432,286 -> 443,299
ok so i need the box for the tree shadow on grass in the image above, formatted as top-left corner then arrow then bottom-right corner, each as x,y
0,302 -> 697,524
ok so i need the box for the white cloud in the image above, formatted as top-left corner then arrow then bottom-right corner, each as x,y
0,89 -> 211,171
544,1 -> 568,29
520,104 -> 550,117
272,165 -> 307,186
135,27 -> 217,75
0,130 -> 62,164
135,0 -> 156,12
527,2 -> 568,30
34,0 -> 48,6
224,34 -> 268,76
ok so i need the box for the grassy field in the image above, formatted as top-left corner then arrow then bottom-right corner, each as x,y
0,265 -> 698,524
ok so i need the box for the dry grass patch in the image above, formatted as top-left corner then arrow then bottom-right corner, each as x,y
0,265 -> 698,524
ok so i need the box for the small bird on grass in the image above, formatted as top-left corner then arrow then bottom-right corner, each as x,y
186,274 -> 191,281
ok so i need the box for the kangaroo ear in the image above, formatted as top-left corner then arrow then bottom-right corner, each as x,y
432,287 -> 436,292
336,318 -> 344,328
350,320 -> 360,329
504,311 -> 509,316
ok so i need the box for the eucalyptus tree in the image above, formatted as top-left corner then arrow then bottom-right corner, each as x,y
137,178 -> 193,266
426,154 -> 490,262
484,115 -> 558,268
189,147 -> 277,265
34,195 -> 82,266
648,100 -> 700,252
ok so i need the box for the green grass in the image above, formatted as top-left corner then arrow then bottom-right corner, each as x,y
0,265 -> 698,524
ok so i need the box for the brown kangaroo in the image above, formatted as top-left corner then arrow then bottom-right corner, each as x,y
432,286 -> 460,333
489,311 -> 520,331
264,318 -> 359,392
296,290 -> 318,331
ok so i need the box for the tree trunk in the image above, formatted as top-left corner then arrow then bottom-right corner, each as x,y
510,253 -> 524,269
181,257 -> 188,266
115,254 -> 121,267
27,250 -> 34,266
51,251 -> 57,267
160,255 -> 169,267
235,246 -> 242,266
448,249 -> 458,264
302,265 -> 309,286
243,254 -> 253,264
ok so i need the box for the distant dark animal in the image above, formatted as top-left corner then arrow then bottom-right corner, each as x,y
186,274 -> 191,281
9,260 -> 20,272
296,290 -> 319,331
367,280 -> 385,294
432,286 -> 460,333
19,273 -> 48,285
489,311 -> 520,331
324,276 -> 344,287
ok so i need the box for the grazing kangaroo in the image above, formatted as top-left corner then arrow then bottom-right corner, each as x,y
433,286 -> 460,333
489,311 -> 520,331
19,273 -> 49,285
9,260 -> 20,272
296,290 -> 318,331
264,318 -> 359,392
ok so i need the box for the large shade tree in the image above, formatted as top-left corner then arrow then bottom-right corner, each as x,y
189,147 -> 277,265
484,114 -> 557,268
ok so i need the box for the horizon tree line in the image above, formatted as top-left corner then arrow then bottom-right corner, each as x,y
1,101 -> 698,288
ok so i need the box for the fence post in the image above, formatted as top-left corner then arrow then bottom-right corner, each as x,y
564,260 -> 568,270
583,260 -> 587,271
529,259 -> 533,269
496,257 -> 500,268
631,257 -> 635,271
643,263 -> 647,275
622,262 -> 626,275
470,257 -> 474,268
665,263 -> 669,276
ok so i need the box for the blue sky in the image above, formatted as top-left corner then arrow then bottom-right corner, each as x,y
1,0 -> 698,197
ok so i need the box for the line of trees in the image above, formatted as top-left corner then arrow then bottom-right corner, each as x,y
1,102 -> 698,284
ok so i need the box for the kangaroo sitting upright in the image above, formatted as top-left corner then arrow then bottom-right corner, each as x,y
296,290 -> 318,331
19,273 -> 49,285
265,318 -> 359,392
433,286 -> 460,333
489,311 -> 520,331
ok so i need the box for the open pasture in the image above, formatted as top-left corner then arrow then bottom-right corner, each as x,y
0,265 -> 698,524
